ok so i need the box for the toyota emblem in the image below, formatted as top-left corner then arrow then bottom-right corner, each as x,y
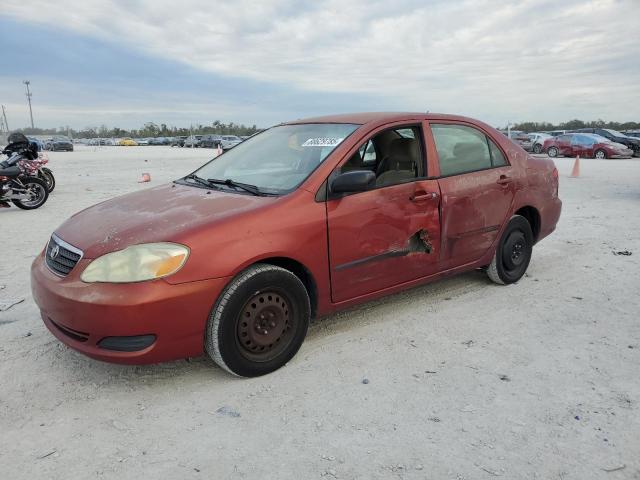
50,244 -> 60,260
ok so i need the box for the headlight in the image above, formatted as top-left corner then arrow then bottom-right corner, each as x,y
81,243 -> 189,283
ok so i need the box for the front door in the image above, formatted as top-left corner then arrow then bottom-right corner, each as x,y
326,125 -> 441,303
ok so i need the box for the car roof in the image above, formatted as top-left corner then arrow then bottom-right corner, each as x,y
284,112 -> 482,126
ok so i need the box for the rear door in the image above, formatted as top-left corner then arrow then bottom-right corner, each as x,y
556,135 -> 573,156
428,122 -> 515,268
326,124 -> 441,303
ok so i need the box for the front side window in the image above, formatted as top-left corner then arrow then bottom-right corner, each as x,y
340,125 -> 424,188
431,124 -> 492,176
192,123 -> 358,194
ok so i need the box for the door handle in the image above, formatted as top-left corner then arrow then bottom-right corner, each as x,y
410,191 -> 438,202
496,175 -> 513,185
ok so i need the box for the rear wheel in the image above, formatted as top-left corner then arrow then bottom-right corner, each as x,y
594,149 -> 607,159
205,264 -> 310,377
12,176 -> 49,210
487,215 -> 533,285
533,144 -> 543,154
547,146 -> 558,157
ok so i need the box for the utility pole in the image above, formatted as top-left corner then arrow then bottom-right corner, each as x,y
23,80 -> 34,129
1,105 -> 8,132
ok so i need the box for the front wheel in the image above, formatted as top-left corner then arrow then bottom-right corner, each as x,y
547,146 -> 558,157
39,168 -> 55,192
594,149 -> 607,159
11,176 -> 49,210
205,264 -> 310,377
487,215 -> 533,285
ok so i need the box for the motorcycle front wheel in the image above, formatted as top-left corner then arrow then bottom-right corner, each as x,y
39,168 -> 56,192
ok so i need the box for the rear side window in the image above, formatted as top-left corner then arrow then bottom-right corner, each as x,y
431,124 -> 492,176
488,138 -> 507,167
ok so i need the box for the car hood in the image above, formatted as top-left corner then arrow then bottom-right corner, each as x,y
55,182 -> 276,259
610,142 -> 630,150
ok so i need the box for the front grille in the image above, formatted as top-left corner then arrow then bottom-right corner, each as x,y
45,234 -> 83,276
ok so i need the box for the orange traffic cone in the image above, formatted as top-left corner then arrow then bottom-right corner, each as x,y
570,155 -> 580,178
216,144 -> 223,156
138,172 -> 151,183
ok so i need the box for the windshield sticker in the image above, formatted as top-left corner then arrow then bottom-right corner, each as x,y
302,137 -> 344,147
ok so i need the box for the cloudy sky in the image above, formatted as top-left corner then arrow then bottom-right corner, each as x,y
1,0 -> 639,129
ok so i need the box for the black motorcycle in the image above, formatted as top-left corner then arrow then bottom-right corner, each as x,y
0,133 -> 49,210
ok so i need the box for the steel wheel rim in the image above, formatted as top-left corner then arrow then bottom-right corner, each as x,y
595,150 -> 605,159
502,230 -> 527,271
22,182 -> 46,207
548,147 -> 557,157
236,290 -> 295,362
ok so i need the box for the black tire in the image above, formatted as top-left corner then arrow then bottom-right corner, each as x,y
533,144 -> 543,154
547,146 -> 558,157
205,264 -> 310,377
11,176 -> 49,210
594,149 -> 607,159
487,215 -> 533,285
39,168 -> 55,192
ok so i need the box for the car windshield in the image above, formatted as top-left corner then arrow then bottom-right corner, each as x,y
603,129 -> 626,138
191,123 -> 358,194
586,134 -> 611,143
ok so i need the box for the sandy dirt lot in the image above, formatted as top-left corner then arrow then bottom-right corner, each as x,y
0,146 -> 639,479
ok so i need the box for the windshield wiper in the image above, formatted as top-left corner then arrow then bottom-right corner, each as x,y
183,173 -> 221,190
207,178 -> 265,196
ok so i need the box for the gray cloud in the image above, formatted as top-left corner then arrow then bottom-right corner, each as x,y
3,0 -> 639,126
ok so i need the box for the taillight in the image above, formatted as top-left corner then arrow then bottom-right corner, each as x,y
552,167 -> 559,197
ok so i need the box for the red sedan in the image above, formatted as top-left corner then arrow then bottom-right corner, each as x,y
543,133 -> 633,159
31,113 -> 561,377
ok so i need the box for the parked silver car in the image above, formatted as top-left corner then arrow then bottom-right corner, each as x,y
220,135 -> 242,150
528,133 -> 552,154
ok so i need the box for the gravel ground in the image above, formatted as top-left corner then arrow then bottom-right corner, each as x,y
0,146 -> 639,479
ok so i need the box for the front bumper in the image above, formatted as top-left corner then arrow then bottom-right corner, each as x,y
31,252 -> 230,364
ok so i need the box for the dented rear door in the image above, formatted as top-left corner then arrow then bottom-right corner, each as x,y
326,179 -> 441,303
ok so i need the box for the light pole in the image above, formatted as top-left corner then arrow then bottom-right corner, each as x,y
23,80 -> 34,129
1,105 -> 8,132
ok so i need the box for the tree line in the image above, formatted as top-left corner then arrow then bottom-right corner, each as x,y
16,121 -> 261,138
15,118 -> 640,137
507,119 -> 640,133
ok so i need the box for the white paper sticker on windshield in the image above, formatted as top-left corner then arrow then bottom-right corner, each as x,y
302,137 -> 344,147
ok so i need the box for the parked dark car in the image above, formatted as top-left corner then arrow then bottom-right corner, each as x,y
571,128 -> 640,156
27,137 -> 44,151
543,133 -> 633,159
183,135 -> 202,148
149,137 -> 171,146
199,135 -> 222,148
44,137 -> 74,151
171,136 -> 187,147
622,130 -> 640,139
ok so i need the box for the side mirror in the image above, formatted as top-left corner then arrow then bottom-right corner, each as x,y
330,170 -> 376,194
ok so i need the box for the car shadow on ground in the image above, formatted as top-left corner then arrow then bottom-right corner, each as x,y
41,270 -> 490,385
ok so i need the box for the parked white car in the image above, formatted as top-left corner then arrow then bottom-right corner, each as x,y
220,135 -> 242,150
528,133 -> 552,154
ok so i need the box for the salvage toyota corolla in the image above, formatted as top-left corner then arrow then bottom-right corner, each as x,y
31,113 -> 561,377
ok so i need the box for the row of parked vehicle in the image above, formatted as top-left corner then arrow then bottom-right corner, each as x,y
504,128 -> 640,159
80,134 -> 247,149
27,136 -> 74,152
